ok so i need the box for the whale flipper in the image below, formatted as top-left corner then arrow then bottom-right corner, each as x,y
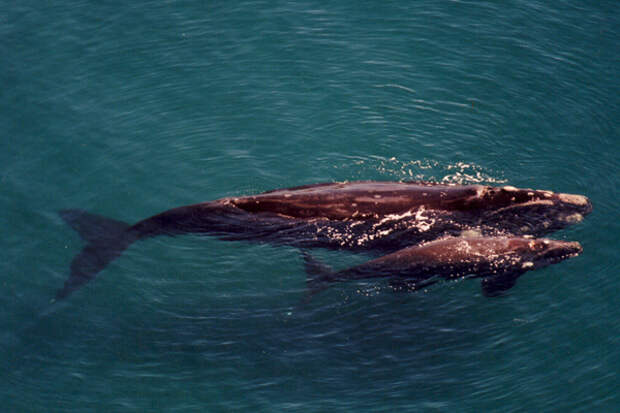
301,251 -> 333,297
480,271 -> 525,297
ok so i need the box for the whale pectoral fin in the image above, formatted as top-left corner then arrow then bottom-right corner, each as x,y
302,251 -> 332,277
301,251 -> 333,299
480,270 -> 525,297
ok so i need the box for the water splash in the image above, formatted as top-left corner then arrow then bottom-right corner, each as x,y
334,157 -> 507,185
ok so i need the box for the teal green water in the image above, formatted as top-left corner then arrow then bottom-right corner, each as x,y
2,1 -> 618,411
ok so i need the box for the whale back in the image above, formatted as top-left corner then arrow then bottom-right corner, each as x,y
228,181 -> 482,220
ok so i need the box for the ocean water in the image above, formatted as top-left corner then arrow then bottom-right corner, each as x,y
2,1 -> 618,411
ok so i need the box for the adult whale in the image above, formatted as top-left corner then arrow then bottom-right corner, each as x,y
302,236 -> 583,297
56,181 -> 591,299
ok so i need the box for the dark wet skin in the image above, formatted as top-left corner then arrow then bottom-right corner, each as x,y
313,236 -> 583,296
226,181 -> 591,220
57,181 -> 591,299
127,181 -> 591,254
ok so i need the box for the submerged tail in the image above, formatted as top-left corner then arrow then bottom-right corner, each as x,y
56,209 -> 136,300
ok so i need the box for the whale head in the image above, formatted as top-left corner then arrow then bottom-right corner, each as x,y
478,237 -> 582,296
507,238 -> 583,270
473,186 -> 592,236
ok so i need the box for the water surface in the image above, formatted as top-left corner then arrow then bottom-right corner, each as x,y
2,1 -> 618,411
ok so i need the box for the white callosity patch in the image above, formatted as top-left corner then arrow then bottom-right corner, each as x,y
562,213 -> 584,224
558,193 -> 589,206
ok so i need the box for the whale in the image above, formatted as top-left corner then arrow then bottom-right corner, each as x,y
56,181 -> 591,299
302,236 -> 583,297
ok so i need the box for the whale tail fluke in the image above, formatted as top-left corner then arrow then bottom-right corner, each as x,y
60,209 -> 130,244
57,210 -> 135,300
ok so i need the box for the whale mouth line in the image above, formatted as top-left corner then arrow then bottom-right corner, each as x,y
540,247 -> 582,265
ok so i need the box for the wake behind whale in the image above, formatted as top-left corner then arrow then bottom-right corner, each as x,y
55,181 -> 591,300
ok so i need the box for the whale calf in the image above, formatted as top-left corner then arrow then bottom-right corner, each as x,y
302,236 -> 583,297
56,181 -> 591,299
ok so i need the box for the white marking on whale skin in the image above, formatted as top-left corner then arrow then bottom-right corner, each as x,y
558,193 -> 589,206
414,207 -> 436,232
522,261 -> 534,269
370,207 -> 436,233
460,229 -> 482,238
376,209 -> 415,224
455,239 -> 483,258
503,185 -> 518,192
489,199 -> 554,215
354,196 -> 404,204
562,213 -> 584,224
